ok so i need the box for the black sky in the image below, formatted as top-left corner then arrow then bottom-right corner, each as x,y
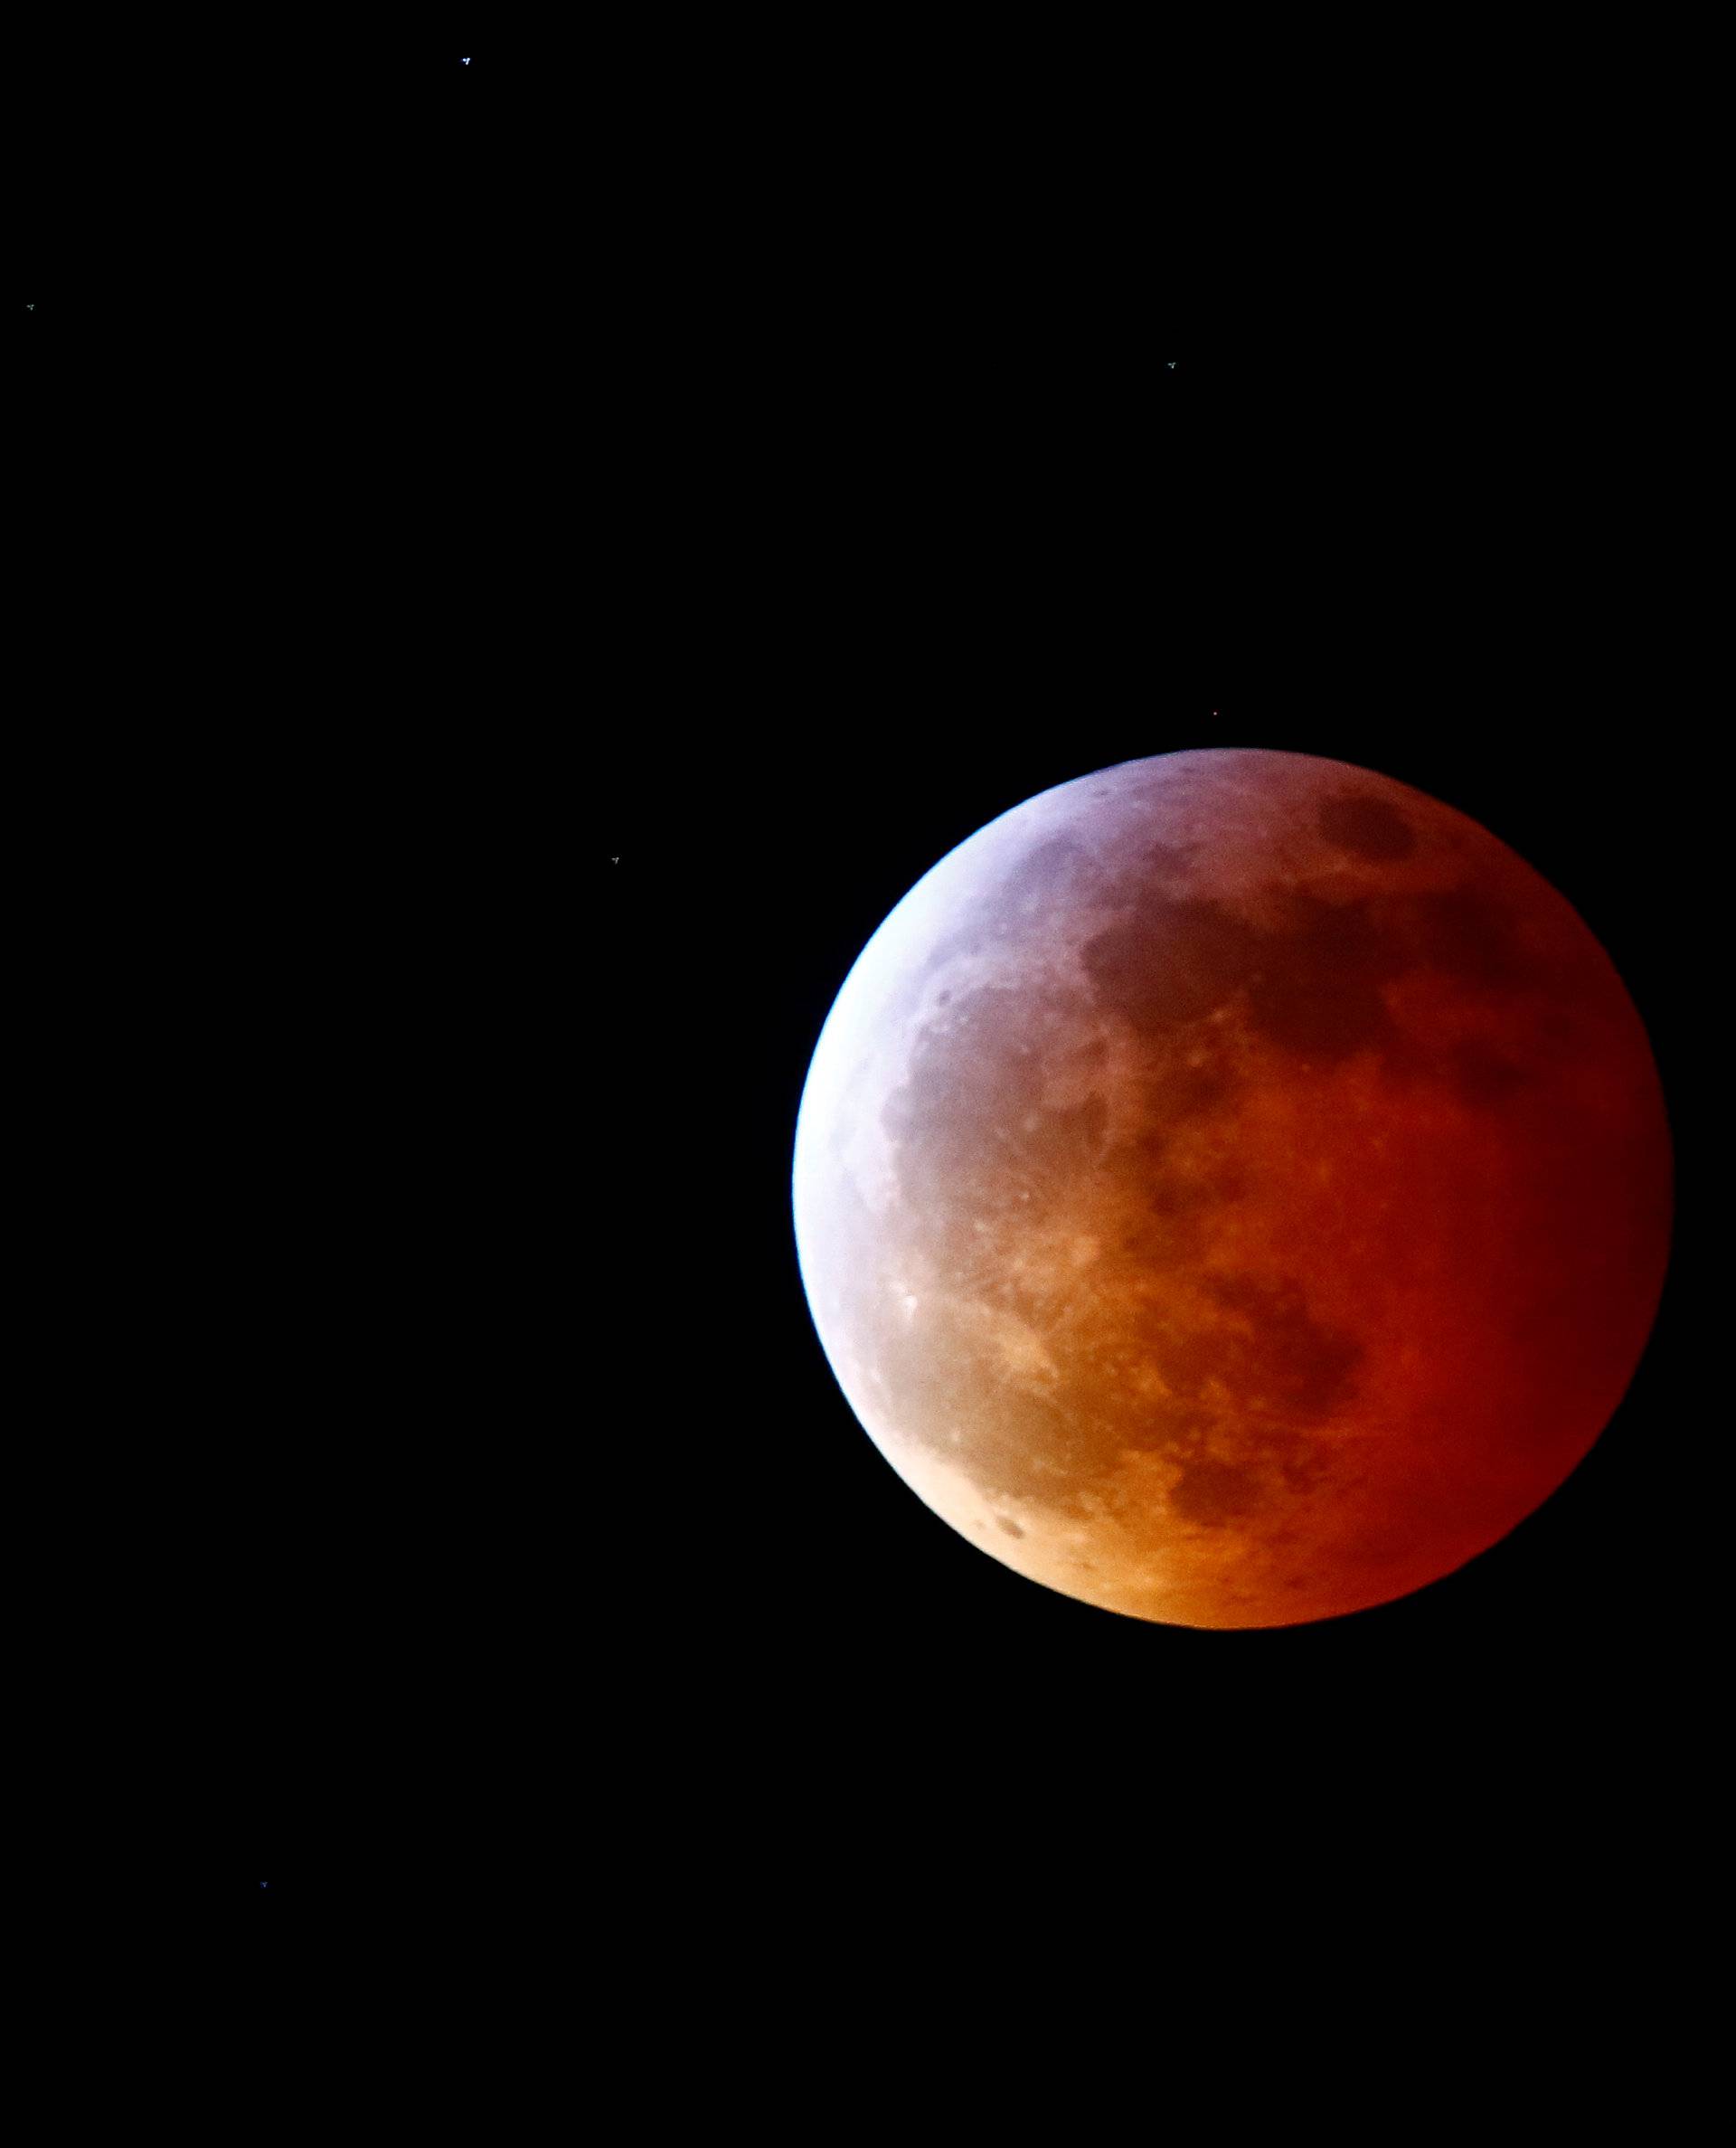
245,373 -> 1703,1972
20,47 -> 1708,1992
600,345 -> 1708,1972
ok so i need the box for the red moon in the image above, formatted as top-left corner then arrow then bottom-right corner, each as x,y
792,749 -> 1672,1628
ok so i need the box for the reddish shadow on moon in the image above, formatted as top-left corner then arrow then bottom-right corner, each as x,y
793,750 -> 1672,1629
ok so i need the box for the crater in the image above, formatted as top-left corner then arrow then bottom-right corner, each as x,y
1448,1038 -> 1531,1107
1081,894 -> 1262,1035
1143,1150 -> 1244,1221
1155,1051 -> 1241,1123
1121,1404 -> 1213,1459
1010,836 -> 1103,907
1143,840 -> 1198,882
1317,790 -> 1417,861
1169,1457 -> 1261,1527
1109,1132 -> 1242,1273
1166,1272 -> 1363,1423
1245,890 -> 1405,1064
1407,886 -> 1532,990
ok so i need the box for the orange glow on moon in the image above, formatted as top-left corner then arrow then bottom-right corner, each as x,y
792,750 -> 1672,1628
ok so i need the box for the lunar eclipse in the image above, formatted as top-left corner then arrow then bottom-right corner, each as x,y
792,748 -> 1673,1629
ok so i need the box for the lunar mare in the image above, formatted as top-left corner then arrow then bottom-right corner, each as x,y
792,749 -> 1673,1628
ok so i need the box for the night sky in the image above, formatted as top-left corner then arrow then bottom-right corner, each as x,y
21,49 -> 551,347
599,344 -> 1710,1996
18,44 -> 1709,2006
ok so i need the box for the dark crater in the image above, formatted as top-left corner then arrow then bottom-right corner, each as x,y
1143,840 -> 1199,882
1405,886 -> 1534,990
1077,870 -> 1537,1078
1168,1456 -> 1261,1526
1165,1273 -> 1363,1423
1081,895 -> 1262,1033
1316,790 -> 1418,861
1245,891 -> 1406,1064
1448,1039 -> 1531,1107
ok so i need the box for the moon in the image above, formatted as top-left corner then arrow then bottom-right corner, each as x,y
792,749 -> 1672,1628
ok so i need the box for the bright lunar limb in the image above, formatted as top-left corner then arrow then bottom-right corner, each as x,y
792,749 -> 1673,1629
